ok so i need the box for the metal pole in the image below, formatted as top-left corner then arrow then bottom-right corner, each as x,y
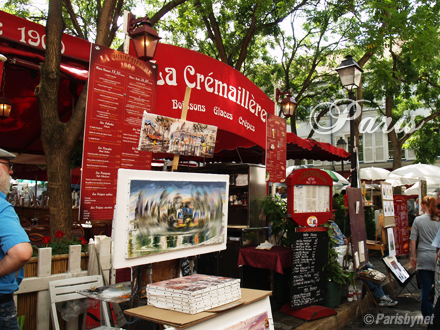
348,90 -> 357,188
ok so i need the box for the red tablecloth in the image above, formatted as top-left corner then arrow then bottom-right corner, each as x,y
237,246 -> 292,274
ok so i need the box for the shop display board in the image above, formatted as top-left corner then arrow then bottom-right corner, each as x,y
393,195 -> 410,256
286,169 -> 333,227
80,44 -> 157,221
265,114 -> 287,183
347,187 -> 368,270
290,231 -> 328,308
113,169 -> 229,268
381,182 -> 395,228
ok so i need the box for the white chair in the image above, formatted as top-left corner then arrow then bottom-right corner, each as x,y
48,275 -> 119,330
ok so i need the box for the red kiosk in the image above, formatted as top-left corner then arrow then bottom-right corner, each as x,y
282,168 -> 336,320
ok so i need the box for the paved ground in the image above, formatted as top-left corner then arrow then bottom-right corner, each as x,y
270,254 -> 430,330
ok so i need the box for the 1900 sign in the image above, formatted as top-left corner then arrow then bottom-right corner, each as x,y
291,231 -> 328,308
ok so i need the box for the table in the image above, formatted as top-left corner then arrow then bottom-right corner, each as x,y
124,288 -> 272,329
237,246 -> 292,275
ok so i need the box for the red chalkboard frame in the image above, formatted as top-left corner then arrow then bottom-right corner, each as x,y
286,168 -> 333,227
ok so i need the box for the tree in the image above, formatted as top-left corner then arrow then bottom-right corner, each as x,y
360,0 -> 440,170
33,0 -> 186,239
404,119 -> 440,164
155,0 -> 312,73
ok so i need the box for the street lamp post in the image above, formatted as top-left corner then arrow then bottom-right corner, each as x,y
336,137 -> 347,179
336,55 -> 363,188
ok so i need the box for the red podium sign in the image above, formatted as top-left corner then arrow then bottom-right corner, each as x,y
265,114 -> 287,183
393,195 -> 410,256
286,169 -> 333,227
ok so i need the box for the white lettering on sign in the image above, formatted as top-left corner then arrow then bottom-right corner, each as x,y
213,106 -> 233,120
239,116 -> 255,132
169,65 -> 268,123
17,26 -> 65,53
171,99 -> 206,112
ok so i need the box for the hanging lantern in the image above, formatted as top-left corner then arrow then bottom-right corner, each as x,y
275,88 -> 297,118
0,97 -> 12,119
128,14 -> 161,61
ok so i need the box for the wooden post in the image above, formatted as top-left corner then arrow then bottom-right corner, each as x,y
171,87 -> 192,172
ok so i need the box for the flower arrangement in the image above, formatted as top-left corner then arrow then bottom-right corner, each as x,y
31,230 -> 88,256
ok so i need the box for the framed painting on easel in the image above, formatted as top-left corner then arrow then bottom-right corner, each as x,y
112,169 -> 229,268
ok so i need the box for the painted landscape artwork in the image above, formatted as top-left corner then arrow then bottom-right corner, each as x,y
126,177 -> 227,258
224,312 -> 270,330
138,112 -> 218,158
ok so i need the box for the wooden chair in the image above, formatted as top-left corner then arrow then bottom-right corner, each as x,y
72,224 -> 85,239
29,233 -> 46,246
29,225 -> 50,237
366,214 -> 387,256
91,222 -> 109,237
20,218 -> 32,232
48,275 -> 117,330
38,215 -> 50,226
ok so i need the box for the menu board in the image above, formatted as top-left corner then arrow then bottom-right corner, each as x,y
291,231 -> 328,308
286,168 -> 333,227
265,114 -> 287,183
293,185 -> 330,213
80,44 -> 157,221
393,195 -> 410,256
381,182 -> 395,228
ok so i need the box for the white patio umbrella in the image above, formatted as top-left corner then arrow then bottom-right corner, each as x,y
404,181 -> 440,196
360,167 -> 390,181
388,163 -> 440,184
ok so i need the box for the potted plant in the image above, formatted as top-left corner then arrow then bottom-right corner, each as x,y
260,195 -> 296,248
323,222 -> 356,308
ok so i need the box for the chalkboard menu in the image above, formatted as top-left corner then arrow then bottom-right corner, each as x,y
291,231 -> 328,308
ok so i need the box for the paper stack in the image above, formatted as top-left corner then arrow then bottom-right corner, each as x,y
146,274 -> 241,314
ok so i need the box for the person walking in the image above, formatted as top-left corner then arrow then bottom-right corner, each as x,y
0,148 -> 33,330
410,196 -> 440,319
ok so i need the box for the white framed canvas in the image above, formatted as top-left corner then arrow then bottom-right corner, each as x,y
113,169 -> 229,268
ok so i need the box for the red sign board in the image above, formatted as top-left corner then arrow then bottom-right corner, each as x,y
265,114 -> 287,183
80,45 -> 156,221
286,169 -> 333,227
393,195 -> 410,256
0,10 -> 91,63
149,44 -> 273,149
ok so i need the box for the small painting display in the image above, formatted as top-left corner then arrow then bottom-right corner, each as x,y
138,112 -> 218,158
113,169 -> 229,268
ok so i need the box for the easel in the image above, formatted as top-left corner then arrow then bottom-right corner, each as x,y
127,87 -> 194,329
366,214 -> 387,256
171,86 -> 192,172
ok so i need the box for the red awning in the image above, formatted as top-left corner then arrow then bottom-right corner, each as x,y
286,133 -> 351,162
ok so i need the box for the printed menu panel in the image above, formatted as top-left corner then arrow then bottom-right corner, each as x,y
80,45 -> 156,221
265,114 -> 287,183
393,195 -> 410,256
291,231 -> 328,308
293,185 -> 330,213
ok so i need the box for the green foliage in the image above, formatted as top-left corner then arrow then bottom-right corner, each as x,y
31,238 -> 88,257
404,119 -> 440,164
259,195 -> 296,248
333,194 -> 349,237
323,222 -> 349,285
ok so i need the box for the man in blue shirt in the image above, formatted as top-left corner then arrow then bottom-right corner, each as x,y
0,148 -> 32,330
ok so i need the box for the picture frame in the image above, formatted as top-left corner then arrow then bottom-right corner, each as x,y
113,169 -> 229,268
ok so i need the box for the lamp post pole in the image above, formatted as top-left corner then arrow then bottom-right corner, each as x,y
348,90 -> 357,188
335,55 -> 363,189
